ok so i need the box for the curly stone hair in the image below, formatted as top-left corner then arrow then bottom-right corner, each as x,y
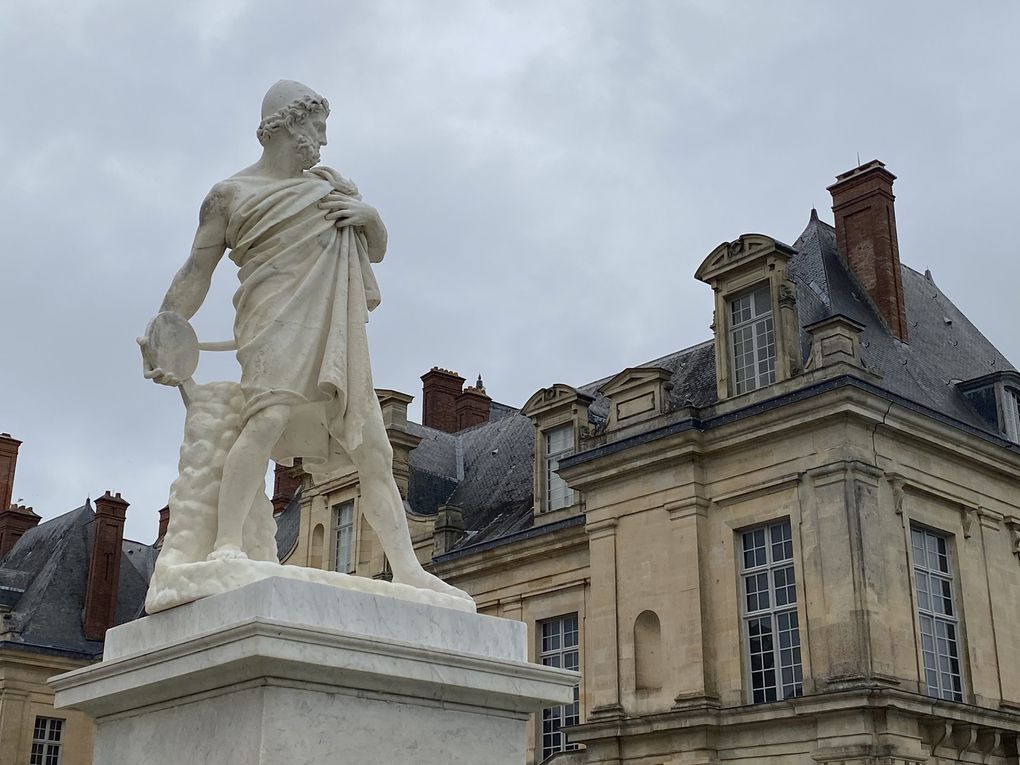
256,94 -> 331,146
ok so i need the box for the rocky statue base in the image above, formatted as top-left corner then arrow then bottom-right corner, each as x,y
51,578 -> 576,764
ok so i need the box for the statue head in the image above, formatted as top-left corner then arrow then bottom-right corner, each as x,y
257,80 -> 331,170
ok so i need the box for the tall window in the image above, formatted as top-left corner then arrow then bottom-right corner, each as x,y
545,425 -> 574,511
1004,387 -> 1020,443
730,285 -> 776,395
912,526 -> 963,701
741,519 -> 802,703
333,501 -> 355,574
539,614 -> 580,760
30,717 -> 63,765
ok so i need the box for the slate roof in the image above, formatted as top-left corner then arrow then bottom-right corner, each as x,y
274,489 -> 303,559
410,213 -> 1017,557
0,502 -> 153,659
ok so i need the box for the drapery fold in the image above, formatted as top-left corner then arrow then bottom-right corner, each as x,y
224,167 -> 380,474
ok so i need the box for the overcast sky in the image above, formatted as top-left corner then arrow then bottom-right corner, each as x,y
2,1 -> 1018,544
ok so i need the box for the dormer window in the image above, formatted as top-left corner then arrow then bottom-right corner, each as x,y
545,425 -> 574,511
1004,387 -> 1020,443
730,285 -> 776,394
957,373 -> 1020,446
695,234 -> 801,401
522,384 -> 594,514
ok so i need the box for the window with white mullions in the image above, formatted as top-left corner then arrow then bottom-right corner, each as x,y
30,717 -> 63,765
741,519 -> 802,703
729,285 -> 776,394
333,501 -> 355,574
911,526 -> 963,701
539,614 -> 580,760
544,425 -> 574,511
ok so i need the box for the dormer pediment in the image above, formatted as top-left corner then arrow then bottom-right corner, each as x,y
521,384 -> 594,421
695,233 -> 796,287
598,367 -> 672,430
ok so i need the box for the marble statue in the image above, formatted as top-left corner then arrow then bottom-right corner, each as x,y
139,80 -> 473,613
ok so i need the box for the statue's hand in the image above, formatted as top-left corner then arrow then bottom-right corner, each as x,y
318,191 -> 380,229
138,336 -> 183,387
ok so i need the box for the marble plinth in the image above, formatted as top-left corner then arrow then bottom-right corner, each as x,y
51,578 -> 577,764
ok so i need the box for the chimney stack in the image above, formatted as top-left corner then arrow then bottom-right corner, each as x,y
83,490 -> 129,641
828,160 -> 909,341
421,368 -> 466,433
456,377 -> 492,431
157,505 -> 170,540
271,460 -> 305,515
0,433 -> 21,511
0,434 -> 40,558
433,504 -> 466,556
0,504 -> 40,559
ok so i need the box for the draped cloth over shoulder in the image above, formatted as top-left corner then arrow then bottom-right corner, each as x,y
225,166 -> 382,475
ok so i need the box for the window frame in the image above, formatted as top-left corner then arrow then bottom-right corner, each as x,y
728,283 -> 777,395
739,518 -> 804,704
30,716 -> 63,765
538,613 -> 580,761
1003,386 -> 1020,443
543,424 -> 575,512
332,500 -> 356,574
909,524 -> 965,702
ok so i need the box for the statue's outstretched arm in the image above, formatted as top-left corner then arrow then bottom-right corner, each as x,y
159,184 -> 232,318
139,184 -> 231,388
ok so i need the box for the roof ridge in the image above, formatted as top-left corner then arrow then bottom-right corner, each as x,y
580,338 -> 715,394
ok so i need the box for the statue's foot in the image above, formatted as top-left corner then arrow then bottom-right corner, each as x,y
393,567 -> 473,603
207,545 -> 249,562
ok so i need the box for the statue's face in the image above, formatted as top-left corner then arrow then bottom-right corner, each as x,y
291,111 -> 328,170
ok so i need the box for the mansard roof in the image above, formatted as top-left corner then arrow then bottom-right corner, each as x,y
0,503 -> 153,659
407,213 -> 1017,558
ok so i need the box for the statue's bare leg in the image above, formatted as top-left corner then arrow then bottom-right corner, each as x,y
209,404 -> 291,561
350,420 -> 471,602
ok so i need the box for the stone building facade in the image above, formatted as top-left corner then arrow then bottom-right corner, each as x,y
0,431 -> 152,765
282,160 -> 1020,765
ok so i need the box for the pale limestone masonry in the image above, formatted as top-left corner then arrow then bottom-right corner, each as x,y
286,163 -> 1020,764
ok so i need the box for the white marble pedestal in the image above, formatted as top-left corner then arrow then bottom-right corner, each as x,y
51,578 -> 577,764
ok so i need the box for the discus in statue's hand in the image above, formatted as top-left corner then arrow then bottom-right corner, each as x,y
141,312 -> 199,384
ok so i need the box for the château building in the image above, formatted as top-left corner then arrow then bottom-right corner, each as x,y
281,161 -> 1020,765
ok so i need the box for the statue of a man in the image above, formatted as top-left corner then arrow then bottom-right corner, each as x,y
142,80 -> 468,604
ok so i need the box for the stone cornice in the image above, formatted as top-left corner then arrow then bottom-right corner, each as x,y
558,375 -> 1020,492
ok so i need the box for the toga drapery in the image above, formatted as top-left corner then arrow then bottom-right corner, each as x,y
224,166 -> 381,475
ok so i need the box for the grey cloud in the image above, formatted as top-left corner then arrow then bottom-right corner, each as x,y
2,1 -> 1017,543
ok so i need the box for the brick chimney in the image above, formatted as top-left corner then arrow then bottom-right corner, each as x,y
83,491 -> 128,641
456,375 -> 492,431
421,368 -> 465,433
0,433 -> 21,511
157,505 -> 170,538
0,434 -> 40,558
271,460 -> 305,515
828,160 -> 909,341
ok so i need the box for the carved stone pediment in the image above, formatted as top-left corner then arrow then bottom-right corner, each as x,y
695,233 -> 796,287
599,367 -> 672,430
521,384 -> 594,420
